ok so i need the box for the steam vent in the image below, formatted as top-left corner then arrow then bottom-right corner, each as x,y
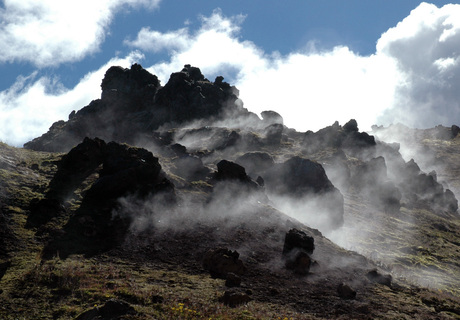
0,64 -> 459,319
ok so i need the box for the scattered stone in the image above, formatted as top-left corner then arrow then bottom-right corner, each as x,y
337,283 -> 357,299
203,248 -> 247,279
283,228 -> 315,255
218,291 -> 252,307
284,250 -> 312,275
75,299 -> 135,320
0,260 -> 11,280
225,272 -> 242,287
366,269 -> 392,287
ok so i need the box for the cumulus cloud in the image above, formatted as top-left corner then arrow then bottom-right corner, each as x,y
0,52 -> 144,146
0,0 -> 160,67
129,4 -> 460,132
128,9 -> 400,132
376,3 -> 460,128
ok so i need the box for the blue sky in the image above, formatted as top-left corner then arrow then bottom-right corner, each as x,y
1,1 -> 460,146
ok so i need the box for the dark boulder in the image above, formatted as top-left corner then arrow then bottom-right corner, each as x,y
282,229 -> 315,275
343,119 -> 358,132
283,228 -> 315,255
264,157 -> 335,195
337,283 -> 356,299
284,250 -> 312,275
264,157 -> 344,230
42,138 -> 175,258
225,272 -> 242,287
366,269 -> 392,287
75,299 -> 135,320
214,160 -> 252,183
202,248 -> 247,279
0,260 -> 11,281
218,291 -> 252,307
261,110 -> 284,126
264,123 -> 284,145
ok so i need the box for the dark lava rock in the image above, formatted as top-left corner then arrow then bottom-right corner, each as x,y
202,248 -> 247,279
261,110 -> 283,125
283,228 -> 315,255
265,157 -> 335,195
284,250 -> 312,275
75,299 -> 135,320
264,156 -> 344,229
214,160 -> 252,183
264,123 -> 284,145
337,283 -> 357,300
343,119 -> 359,132
24,64 -> 252,152
225,272 -> 242,287
0,260 -> 11,281
27,198 -> 66,227
366,269 -> 392,287
42,138 -> 175,258
303,120 -> 376,155
218,291 -> 252,307
282,229 -> 316,275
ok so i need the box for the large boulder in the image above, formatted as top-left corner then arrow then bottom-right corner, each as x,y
202,248 -> 247,279
264,156 -> 344,231
282,229 -> 315,275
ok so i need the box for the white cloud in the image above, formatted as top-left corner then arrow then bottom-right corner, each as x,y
125,27 -> 190,52
136,9 -> 399,132
375,2 -> 460,128
0,0 -> 160,67
0,52 -> 144,146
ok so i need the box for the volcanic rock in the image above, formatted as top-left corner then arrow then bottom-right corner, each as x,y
337,283 -> 357,300
366,269 -> 392,287
225,272 -> 242,287
282,229 -> 315,275
202,248 -> 247,279
261,110 -> 283,126
24,64 -> 253,152
264,156 -> 344,229
75,299 -> 135,320
283,228 -> 315,255
218,291 -> 252,307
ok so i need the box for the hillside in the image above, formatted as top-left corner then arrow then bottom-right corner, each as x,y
0,64 -> 459,319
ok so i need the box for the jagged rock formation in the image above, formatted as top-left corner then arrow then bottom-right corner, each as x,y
24,64 -> 251,152
34,137 -> 175,257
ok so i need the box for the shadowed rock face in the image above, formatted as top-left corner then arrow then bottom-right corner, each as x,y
39,138 -> 175,258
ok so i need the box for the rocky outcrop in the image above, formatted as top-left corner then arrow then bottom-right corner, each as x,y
202,248 -> 247,279
75,299 -> 135,320
24,64 -> 252,152
41,138 -> 175,257
303,119 -> 376,155
264,157 -> 344,230
282,229 -> 315,275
